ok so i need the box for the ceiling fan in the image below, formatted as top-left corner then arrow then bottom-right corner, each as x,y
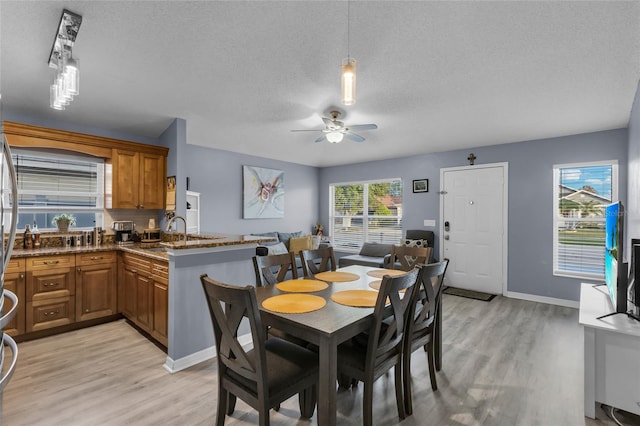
291,110 -> 377,143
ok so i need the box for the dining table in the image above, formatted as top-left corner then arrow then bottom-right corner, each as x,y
254,264 -> 444,425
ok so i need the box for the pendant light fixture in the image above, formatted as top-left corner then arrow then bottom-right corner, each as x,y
341,0 -> 356,106
48,9 -> 83,110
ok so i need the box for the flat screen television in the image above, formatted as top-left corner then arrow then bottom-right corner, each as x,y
604,201 -> 627,313
627,239 -> 640,318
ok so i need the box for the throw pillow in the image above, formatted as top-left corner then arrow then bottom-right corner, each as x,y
267,242 -> 289,255
311,235 -> 321,250
403,239 -> 428,248
289,235 -> 313,253
278,231 -> 303,249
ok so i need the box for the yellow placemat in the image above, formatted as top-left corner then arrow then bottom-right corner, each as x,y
331,290 -> 380,307
368,280 -> 382,290
314,271 -> 360,282
276,279 -> 328,293
366,269 -> 406,279
262,294 -> 327,314
368,279 -> 406,293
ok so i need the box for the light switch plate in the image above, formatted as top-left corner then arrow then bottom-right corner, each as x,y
423,219 -> 436,227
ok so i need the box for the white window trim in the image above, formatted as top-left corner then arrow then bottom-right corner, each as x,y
552,160 -> 618,280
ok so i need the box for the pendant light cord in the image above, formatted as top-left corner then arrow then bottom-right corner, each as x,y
347,0 -> 351,61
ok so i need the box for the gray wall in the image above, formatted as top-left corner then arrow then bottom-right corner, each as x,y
180,143 -> 320,235
320,129 -> 628,302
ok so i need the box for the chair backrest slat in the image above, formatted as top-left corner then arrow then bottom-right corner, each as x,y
390,245 -> 431,271
408,259 -> 449,343
200,274 -> 268,389
300,247 -> 336,277
253,252 -> 298,286
368,268 -> 421,366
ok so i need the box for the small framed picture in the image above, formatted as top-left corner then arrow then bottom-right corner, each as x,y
413,179 -> 429,193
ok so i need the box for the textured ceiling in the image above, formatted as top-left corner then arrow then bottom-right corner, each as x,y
1,1 -> 639,167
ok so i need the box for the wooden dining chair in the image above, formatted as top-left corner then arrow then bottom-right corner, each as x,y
299,246 -> 336,278
388,244 -> 431,271
200,274 -> 318,426
252,253 -> 309,348
403,259 -> 449,415
252,252 -> 298,287
336,268 -> 421,426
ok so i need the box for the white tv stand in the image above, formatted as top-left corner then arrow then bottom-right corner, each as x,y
579,283 -> 640,418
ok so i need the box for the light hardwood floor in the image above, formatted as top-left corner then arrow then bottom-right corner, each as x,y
2,294 -> 632,425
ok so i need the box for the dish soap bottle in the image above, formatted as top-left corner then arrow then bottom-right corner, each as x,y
33,221 -> 41,249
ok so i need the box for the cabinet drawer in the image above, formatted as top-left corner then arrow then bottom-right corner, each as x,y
27,267 -> 75,301
121,252 -> 151,273
152,260 -> 168,281
6,257 -> 25,273
77,251 -> 117,266
27,254 -> 75,271
26,296 -> 75,332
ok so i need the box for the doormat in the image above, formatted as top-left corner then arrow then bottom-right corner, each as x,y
442,287 -> 495,302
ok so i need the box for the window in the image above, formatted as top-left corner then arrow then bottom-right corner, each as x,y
330,179 -> 403,252
13,149 -> 104,230
553,161 -> 617,279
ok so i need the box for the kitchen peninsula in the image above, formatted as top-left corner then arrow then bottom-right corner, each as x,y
7,233 -> 274,373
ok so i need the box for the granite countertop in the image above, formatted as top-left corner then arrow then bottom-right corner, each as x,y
10,234 -> 277,261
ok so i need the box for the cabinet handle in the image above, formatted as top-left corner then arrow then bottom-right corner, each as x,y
85,309 -> 90,313
77,267 -> 81,272
43,260 -> 60,265
129,268 -> 137,274
19,273 -> 24,279
43,282 -> 59,287
139,205 -> 144,209
43,310 -> 60,317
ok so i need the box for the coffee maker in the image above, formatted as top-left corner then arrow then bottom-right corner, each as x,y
113,221 -> 134,244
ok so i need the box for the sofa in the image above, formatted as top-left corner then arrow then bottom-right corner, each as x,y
337,230 -> 436,269
338,242 -> 393,268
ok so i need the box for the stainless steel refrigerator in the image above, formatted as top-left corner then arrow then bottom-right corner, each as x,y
0,130 -> 19,422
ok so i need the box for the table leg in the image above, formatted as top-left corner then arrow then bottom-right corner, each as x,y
583,327 -> 596,418
435,294 -> 442,371
317,337 -> 337,426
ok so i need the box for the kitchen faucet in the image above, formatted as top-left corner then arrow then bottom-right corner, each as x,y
165,215 -> 187,243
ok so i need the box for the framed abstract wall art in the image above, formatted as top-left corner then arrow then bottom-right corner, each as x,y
243,165 -> 285,218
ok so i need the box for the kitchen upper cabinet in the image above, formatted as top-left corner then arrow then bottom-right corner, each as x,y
108,149 -> 166,210
76,252 -> 117,322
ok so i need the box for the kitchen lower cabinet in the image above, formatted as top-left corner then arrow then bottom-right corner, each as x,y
76,252 -> 117,322
25,254 -> 75,332
120,252 -> 168,346
151,260 -> 169,346
3,258 -> 25,336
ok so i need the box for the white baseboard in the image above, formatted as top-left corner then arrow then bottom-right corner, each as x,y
506,291 -> 579,309
163,334 -> 254,374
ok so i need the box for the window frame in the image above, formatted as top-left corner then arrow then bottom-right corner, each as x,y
552,160 -> 618,280
329,178 -> 403,253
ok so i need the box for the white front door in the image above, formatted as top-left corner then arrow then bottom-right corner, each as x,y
440,163 -> 508,295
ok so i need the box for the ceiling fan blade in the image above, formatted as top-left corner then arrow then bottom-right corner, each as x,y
343,132 -> 365,143
322,117 -> 334,127
348,124 -> 378,131
315,134 -> 328,143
